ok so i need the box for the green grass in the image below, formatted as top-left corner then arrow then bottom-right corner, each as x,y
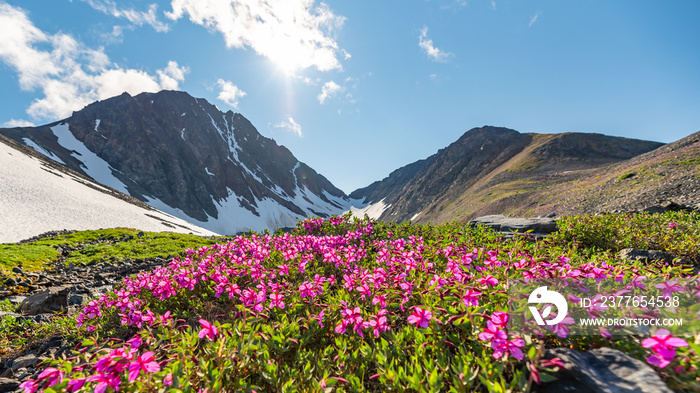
616,172 -> 636,182
0,244 -> 59,272
0,228 -> 223,274
62,232 -> 220,265
553,210 -> 700,263
679,157 -> 700,166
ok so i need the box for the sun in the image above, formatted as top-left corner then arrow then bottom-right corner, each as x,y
267,41 -> 305,76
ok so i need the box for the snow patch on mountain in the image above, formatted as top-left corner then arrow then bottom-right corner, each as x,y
22,138 -> 65,165
346,198 -> 391,220
0,140 -> 216,243
50,123 -> 130,194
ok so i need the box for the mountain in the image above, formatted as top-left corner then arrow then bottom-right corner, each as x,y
348,126 -> 683,223
0,90 -> 350,235
0,134 -> 216,243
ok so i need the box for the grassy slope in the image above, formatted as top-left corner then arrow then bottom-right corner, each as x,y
0,228 -> 224,276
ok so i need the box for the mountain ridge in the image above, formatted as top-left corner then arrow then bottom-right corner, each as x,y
1,90 -> 351,235
348,126 -> 686,223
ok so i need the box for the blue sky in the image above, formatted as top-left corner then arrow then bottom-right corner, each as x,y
1,1 -> 699,193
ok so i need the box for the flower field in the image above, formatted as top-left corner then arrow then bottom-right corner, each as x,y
11,211 -> 700,392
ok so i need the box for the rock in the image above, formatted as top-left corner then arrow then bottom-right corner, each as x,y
16,313 -> 53,324
6,295 -> 26,304
0,378 -> 20,392
19,286 -> 73,315
534,347 -> 671,393
11,355 -> 39,371
469,214 -> 557,234
68,293 -> 90,306
0,311 -> 19,318
11,266 -> 23,274
643,201 -> 690,214
619,248 -> 681,264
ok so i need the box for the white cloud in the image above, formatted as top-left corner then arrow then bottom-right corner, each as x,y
80,0 -> 170,32
216,79 -> 247,108
0,3 -> 187,122
317,80 -> 342,104
419,26 -> 453,63
166,0 -> 347,73
491,0 -> 497,10
158,60 -> 189,90
2,119 -> 35,128
273,116 -> 302,137
529,11 -> 541,27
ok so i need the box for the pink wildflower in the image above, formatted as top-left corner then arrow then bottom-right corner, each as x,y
198,319 -> 219,340
128,351 -> 161,382
67,378 -> 86,392
462,288 -> 482,307
492,337 -> 525,360
478,321 -> 507,342
407,306 -> 432,329
642,329 -> 688,368
478,275 -> 499,288
270,292 -> 285,309
18,380 -> 38,393
86,372 -> 121,393
655,280 -> 684,298
36,367 -> 64,388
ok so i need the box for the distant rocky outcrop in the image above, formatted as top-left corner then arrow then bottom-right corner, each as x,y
469,214 -> 557,234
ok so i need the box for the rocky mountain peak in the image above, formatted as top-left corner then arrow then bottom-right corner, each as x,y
1,90 -> 350,235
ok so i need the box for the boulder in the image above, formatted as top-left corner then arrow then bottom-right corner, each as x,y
619,248 -> 681,264
643,201 -> 691,214
19,285 -> 73,315
469,214 -> 557,234
534,347 -> 671,393
11,355 -> 40,371
0,378 -> 20,393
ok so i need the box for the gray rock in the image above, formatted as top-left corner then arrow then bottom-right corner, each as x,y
534,347 -> 671,393
0,311 -> 19,318
16,313 -> 53,324
0,378 -> 20,392
11,354 -> 39,371
11,266 -> 23,274
19,285 -> 73,315
619,248 -> 681,263
643,201 -> 690,214
68,293 -> 90,306
469,214 -> 557,234
90,285 -> 114,297
6,295 -> 26,304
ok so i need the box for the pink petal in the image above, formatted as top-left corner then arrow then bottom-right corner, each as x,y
510,338 -> 525,348
128,364 -> 141,382
665,337 -> 689,348
144,361 -> 161,373
641,337 -> 659,348
509,347 -> 524,360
